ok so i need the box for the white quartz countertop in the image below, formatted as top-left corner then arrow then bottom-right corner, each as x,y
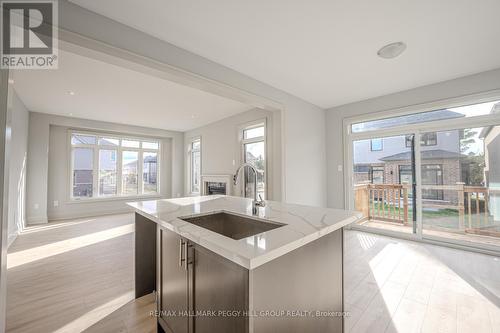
128,195 -> 362,270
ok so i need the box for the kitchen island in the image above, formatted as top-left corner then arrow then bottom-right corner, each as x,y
128,195 -> 362,333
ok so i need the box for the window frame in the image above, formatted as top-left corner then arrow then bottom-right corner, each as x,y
239,119 -> 267,199
187,136 -> 202,195
68,130 -> 161,202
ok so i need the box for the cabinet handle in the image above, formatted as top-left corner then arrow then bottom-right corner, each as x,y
184,241 -> 189,271
179,239 -> 185,267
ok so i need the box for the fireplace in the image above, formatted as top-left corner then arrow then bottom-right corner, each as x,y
201,175 -> 232,196
205,182 -> 227,195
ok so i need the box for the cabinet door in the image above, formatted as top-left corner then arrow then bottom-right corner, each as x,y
192,244 -> 249,333
160,228 -> 189,333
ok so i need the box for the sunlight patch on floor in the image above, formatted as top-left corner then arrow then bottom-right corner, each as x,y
356,233 -> 378,250
53,291 -> 135,333
7,223 -> 134,269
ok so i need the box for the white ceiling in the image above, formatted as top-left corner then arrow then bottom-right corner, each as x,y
69,0 -> 500,109
12,49 -> 251,132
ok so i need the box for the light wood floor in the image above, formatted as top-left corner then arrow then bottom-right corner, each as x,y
6,214 -> 155,333
344,230 -> 500,333
6,213 -> 500,332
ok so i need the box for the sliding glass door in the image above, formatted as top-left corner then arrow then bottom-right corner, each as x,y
421,127 -> 500,246
352,134 -> 417,234
347,97 -> 500,251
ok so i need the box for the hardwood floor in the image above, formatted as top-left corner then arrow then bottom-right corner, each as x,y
6,213 -> 155,333
344,230 -> 500,333
5,213 -> 500,332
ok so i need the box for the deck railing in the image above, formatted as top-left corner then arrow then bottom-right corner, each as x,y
355,183 -> 410,224
354,183 -> 496,236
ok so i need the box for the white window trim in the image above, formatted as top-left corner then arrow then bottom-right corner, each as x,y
187,136 -> 201,195
68,129 -> 161,202
342,89 -> 500,255
239,119 -> 267,198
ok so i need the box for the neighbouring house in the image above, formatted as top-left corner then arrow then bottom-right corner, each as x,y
479,102 -> 500,221
353,109 -> 469,203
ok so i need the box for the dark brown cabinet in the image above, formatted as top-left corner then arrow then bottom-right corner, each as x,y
135,213 -> 345,333
157,227 -> 248,333
158,228 -> 191,333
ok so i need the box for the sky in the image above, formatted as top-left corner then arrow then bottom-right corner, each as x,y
449,100 -> 500,155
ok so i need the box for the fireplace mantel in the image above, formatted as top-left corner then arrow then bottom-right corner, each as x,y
201,174 -> 233,196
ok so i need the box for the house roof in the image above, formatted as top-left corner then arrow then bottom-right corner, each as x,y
479,102 -> 500,138
354,109 -> 464,132
380,149 -> 466,161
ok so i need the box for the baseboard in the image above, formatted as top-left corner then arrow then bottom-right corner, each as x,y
7,233 -> 18,248
27,216 -> 48,225
47,207 -> 134,222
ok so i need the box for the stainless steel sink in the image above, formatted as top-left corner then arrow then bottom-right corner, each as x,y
179,211 -> 285,240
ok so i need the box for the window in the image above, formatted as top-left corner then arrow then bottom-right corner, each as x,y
189,138 -> 201,194
70,131 -> 160,200
421,132 -> 437,146
370,166 -> 384,184
143,152 -> 158,194
370,138 -> 383,151
421,164 -> 443,200
98,149 -> 117,196
406,132 -> 437,147
398,165 -> 413,185
72,148 -> 93,198
241,122 -> 266,200
122,151 -> 139,195
351,99 -> 500,133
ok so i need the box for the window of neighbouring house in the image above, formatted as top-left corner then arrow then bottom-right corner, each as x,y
189,137 -> 201,194
370,166 -> 384,184
70,131 -> 160,200
421,164 -> 444,200
370,138 -> 383,151
241,122 -> 266,200
406,132 -> 437,147
398,165 -> 413,185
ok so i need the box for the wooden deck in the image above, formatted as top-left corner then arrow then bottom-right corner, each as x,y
359,220 -> 500,247
354,183 -> 500,246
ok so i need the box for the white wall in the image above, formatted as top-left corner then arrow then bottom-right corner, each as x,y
184,108 -> 282,201
326,68 -> 500,209
6,90 -> 29,246
58,1 -> 327,207
27,112 -> 184,223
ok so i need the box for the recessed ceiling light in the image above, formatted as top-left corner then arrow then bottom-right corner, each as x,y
69,113 -> 73,116
67,91 -> 75,96
377,42 -> 407,59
